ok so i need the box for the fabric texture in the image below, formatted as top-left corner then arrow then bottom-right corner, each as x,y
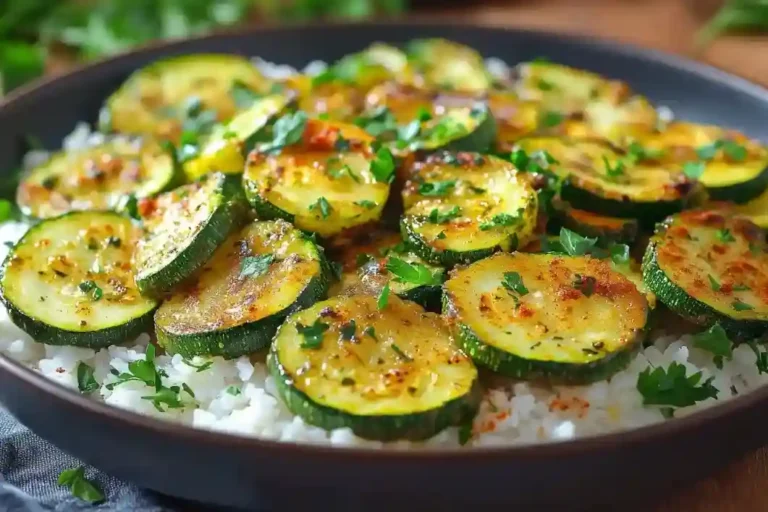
0,407 -> 194,512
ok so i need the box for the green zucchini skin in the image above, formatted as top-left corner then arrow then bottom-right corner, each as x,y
242,179 -> 295,224
155,221 -> 330,359
0,211 -> 158,348
706,165 -> 768,204
400,217 -> 499,267
551,201 -> 639,244
135,173 -> 248,297
268,352 -> 481,441
432,105 -> 497,154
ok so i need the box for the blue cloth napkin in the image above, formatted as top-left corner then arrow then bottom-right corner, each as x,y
0,406 -> 190,511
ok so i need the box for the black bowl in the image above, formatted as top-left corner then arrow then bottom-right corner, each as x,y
1,21 -> 768,511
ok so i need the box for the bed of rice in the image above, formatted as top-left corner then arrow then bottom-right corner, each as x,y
0,56 -> 762,450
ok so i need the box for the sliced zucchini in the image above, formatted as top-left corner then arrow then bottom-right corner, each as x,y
328,231 -> 444,310
268,294 -> 480,441
133,173 -> 247,297
17,139 -> 177,219
406,38 -> 492,93
552,200 -> 638,244
632,122 -> 768,204
0,211 -> 157,347
103,54 -> 271,140
298,81 -> 367,122
641,209 -> 768,339
730,188 -> 768,228
363,82 -> 496,154
155,219 -> 329,358
488,91 -> 541,152
182,93 -> 293,181
313,43 -> 408,91
514,137 -> 694,223
443,252 -> 648,382
400,152 -> 538,266
243,119 -> 390,238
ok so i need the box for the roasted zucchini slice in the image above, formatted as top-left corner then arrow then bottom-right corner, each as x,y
443,252 -> 648,382
243,118 -> 391,238
400,152 -> 538,266
514,137 -> 694,223
642,209 -> 768,339
182,93 -> 293,181
730,188 -> 768,228
552,200 -> 639,244
632,122 -> 768,204
155,220 -> 329,358
103,54 -> 271,140
363,82 -> 496,153
406,38 -> 491,92
313,43 -> 408,90
488,91 -> 541,152
268,294 -> 481,441
328,231 -> 444,310
134,173 -> 247,297
17,139 -> 177,219
0,211 -> 157,347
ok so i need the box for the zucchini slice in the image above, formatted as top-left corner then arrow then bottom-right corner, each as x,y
730,188 -> 768,228
134,173 -> 248,297
182,93 -> 293,181
103,54 -> 271,140
443,252 -> 648,382
406,38 -> 492,93
328,231 -> 445,310
514,137 -> 694,223
363,82 -> 496,154
268,294 -> 481,441
243,118 -> 390,238
0,211 -> 157,348
311,43 -> 408,91
632,122 -> 768,204
400,152 -> 539,266
641,209 -> 768,339
155,219 -> 329,359
552,200 -> 639,244
17,139 -> 176,220
488,91 -> 541,152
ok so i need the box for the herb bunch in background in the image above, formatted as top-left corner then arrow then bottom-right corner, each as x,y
698,0 -> 768,44
0,0 -> 407,95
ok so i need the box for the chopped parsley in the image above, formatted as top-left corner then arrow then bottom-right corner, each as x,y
436,231 -> 447,240
415,106 -> 432,121
309,197 -> 333,219
386,257 -> 441,286
356,253 -> 375,267
708,274 -> 721,292
610,244 -> 631,266
363,325 -> 378,341
183,359 -> 214,373
334,135 -> 351,152
230,79 -> 261,109
732,300 -> 754,311
418,180 -> 456,197
239,254 -> 275,279
540,111 -> 564,128
536,78 -> 555,91
502,271 -> 529,296
340,320 -> 357,341
636,362 -> 718,408
354,106 -> 398,137
78,280 -> 103,301
559,228 -> 598,256
509,148 -> 529,170
259,111 -> 308,154
733,284 -> 751,291
226,385 -> 242,396
458,420 -> 473,446
106,236 -> 121,248
377,282 -> 390,310
692,324 -> 732,369
479,212 -> 520,231
397,120 -> 421,148
355,200 -> 376,209
626,141 -> 664,163
602,156 -> 625,179
722,140 -> 747,161
572,274 -> 596,297
58,467 -> 105,504
297,320 -> 330,349
748,342 -> 768,375
327,162 -> 360,182
716,228 -> 735,243
76,362 -> 99,394
428,205 -> 462,224
391,343 -> 413,362
369,147 -> 396,183
682,161 -> 705,180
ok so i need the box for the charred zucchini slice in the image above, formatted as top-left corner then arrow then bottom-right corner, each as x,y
182,94 -> 293,181
406,38 -> 491,92
268,294 -> 481,441
328,231 -> 444,310
134,173 -> 247,297
488,91 -> 541,152
155,220 -> 329,358
363,82 -> 496,153
443,252 -> 648,382
553,200 -> 639,244
632,122 -> 768,204
514,137 -> 694,223
17,139 -> 177,219
400,152 -> 538,266
641,209 -> 768,339
0,211 -> 157,347
243,118 -> 391,238
103,54 -> 271,140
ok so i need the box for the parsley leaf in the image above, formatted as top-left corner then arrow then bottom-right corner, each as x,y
226,385 -> 241,396
692,324 -> 732,368
479,213 -> 520,231
230,80 -> 261,109
610,244 -> 631,266
541,111 -> 563,128
297,320 -> 330,349
386,257 -> 441,286
377,282 -> 390,310
716,228 -> 735,243
363,325 -> 378,341
58,467 -> 104,504
76,362 -> 99,394
259,111 -> 307,153
602,156 -> 625,179
309,197 -> 333,219
510,148 -> 530,170
418,180 -> 456,197
458,420 -> 473,446
340,320 -> 357,341
559,228 -> 598,256
722,140 -> 747,162
355,200 -> 376,209
626,141 -> 664,163
572,274 -> 597,297
183,359 -> 213,373
732,300 -> 754,311
749,342 -> 768,375
415,106 -> 432,121
142,386 -> 186,412
636,362 -> 719,408
397,120 -> 421,147
502,271 -> 529,296
78,280 -> 103,301
427,205 -> 461,224
239,254 -> 275,279
391,343 -> 413,362
696,142 -> 719,160
682,161 -> 705,180
369,147 -> 395,183
355,106 -> 398,137
708,274 -> 721,292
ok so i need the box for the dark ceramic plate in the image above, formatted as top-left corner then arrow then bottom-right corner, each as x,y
1,21 -> 768,511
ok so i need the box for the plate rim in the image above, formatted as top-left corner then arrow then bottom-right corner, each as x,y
1,19 -> 767,460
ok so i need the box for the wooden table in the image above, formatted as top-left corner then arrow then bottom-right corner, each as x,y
428,1 -> 767,510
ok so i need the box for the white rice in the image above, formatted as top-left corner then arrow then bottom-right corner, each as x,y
0,58 -> 757,450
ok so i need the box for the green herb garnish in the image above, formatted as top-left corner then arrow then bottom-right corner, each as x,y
479,213 -> 520,231
377,282 -> 390,310
559,228 -> 598,256
636,362 -> 718,408
76,362 -> 99,394
692,323 -> 732,369
386,257 -> 441,286
572,274 -> 596,297
239,254 -> 275,279
602,156 -> 625,179
58,467 -> 104,504
708,274 -> 721,292
78,280 -> 103,301
340,320 -> 357,341
541,111 -> 564,128
297,320 -> 330,349
682,161 -> 705,180
183,359 -> 213,373
259,111 -> 307,154
309,197 -> 333,219
355,200 -> 376,209
391,343 -> 413,362
418,180 -> 456,197
502,271 -> 528,296
369,146 -> 395,183
732,300 -> 754,311
716,228 -> 735,243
